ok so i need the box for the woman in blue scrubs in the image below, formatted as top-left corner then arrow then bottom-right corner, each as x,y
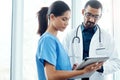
36,1 -> 103,80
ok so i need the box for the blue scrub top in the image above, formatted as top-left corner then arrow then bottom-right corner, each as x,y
36,32 -> 72,80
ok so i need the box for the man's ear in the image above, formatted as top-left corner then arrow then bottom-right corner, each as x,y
82,9 -> 85,15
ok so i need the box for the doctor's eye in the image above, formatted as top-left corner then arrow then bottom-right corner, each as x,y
85,12 -> 91,17
85,12 -> 100,20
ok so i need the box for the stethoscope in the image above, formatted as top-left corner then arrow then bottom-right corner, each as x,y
72,24 -> 103,48
70,24 -> 105,61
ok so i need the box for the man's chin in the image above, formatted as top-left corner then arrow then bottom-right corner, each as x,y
86,24 -> 95,28
85,22 -> 95,28
85,25 -> 93,29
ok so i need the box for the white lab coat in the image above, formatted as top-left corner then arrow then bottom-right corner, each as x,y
62,25 -> 120,80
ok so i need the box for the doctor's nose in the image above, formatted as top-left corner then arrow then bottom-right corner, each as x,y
89,17 -> 95,22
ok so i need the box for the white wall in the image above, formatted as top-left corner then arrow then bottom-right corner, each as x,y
113,0 -> 120,80
0,0 -> 12,79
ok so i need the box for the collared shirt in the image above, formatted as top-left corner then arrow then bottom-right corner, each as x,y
81,24 -> 97,59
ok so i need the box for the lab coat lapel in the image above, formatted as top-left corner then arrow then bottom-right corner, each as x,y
89,27 -> 99,57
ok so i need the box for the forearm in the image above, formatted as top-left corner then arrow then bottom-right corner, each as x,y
44,61 -> 104,80
46,69 -> 85,80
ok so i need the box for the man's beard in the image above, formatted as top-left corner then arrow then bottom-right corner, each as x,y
85,21 -> 95,28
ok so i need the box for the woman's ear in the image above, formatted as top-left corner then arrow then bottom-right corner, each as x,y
49,14 -> 55,20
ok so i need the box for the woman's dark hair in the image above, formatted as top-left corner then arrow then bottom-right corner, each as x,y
37,7 -> 48,35
84,0 -> 103,11
37,1 -> 70,36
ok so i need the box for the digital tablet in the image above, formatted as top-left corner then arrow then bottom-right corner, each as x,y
76,57 -> 109,70
70,57 -> 109,79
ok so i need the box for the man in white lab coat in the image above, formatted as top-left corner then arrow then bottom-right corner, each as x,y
62,0 -> 120,80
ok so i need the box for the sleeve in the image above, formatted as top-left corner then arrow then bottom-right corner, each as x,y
103,33 -> 120,75
39,37 -> 57,66
97,66 -> 104,73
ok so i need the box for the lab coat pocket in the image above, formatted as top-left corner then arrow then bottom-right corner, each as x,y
96,48 -> 106,56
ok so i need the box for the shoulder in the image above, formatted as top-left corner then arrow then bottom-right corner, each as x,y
100,28 -> 114,43
39,33 -> 58,45
101,28 -> 112,38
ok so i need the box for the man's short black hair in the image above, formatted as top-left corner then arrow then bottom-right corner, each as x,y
84,0 -> 103,11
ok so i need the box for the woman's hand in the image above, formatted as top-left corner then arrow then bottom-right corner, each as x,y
83,62 -> 103,73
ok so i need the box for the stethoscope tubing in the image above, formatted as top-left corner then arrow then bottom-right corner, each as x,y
72,25 -> 80,43
72,24 -> 101,43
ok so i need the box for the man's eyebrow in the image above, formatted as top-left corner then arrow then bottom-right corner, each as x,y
87,12 -> 100,16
